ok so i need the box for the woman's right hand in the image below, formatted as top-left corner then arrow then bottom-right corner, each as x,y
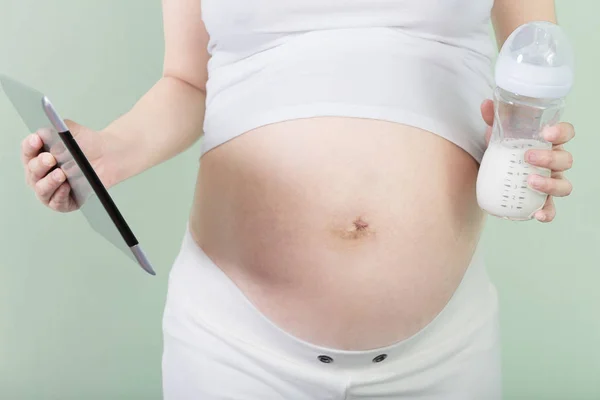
21,120 -> 112,213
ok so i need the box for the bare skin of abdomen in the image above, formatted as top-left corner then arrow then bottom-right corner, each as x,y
189,117 -> 486,351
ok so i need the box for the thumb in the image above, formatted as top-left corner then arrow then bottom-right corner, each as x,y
63,119 -> 87,136
480,99 -> 494,127
485,126 -> 492,147
480,99 -> 494,148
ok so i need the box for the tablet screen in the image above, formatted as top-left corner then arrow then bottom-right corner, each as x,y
1,74 -> 139,265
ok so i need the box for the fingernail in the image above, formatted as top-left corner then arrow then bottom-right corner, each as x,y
544,127 -> 559,141
536,212 -> 547,222
43,154 -> 54,166
53,169 -> 64,182
527,152 -> 537,163
29,135 -> 37,146
529,175 -> 543,188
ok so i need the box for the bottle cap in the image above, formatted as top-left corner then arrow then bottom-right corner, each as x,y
495,21 -> 574,99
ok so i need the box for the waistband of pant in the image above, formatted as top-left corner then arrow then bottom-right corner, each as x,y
168,224 -> 498,370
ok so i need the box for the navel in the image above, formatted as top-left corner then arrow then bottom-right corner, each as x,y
335,216 -> 374,240
353,217 -> 369,231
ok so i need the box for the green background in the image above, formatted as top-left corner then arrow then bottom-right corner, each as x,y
0,1 -> 597,399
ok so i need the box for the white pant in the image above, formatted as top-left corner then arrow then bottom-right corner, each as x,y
162,227 -> 502,399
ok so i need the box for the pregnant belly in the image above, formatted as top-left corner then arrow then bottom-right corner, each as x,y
190,117 -> 486,350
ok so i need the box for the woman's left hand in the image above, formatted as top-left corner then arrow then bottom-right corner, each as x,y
481,99 -> 575,223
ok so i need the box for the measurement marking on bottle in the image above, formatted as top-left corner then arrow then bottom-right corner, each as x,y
501,205 -> 507,208
507,172 -> 513,175
520,186 -> 527,189
504,184 -> 511,188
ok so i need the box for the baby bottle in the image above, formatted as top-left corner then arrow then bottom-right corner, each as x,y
476,21 -> 574,221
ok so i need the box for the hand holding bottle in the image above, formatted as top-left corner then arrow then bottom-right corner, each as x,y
480,99 -> 575,223
477,21 -> 575,222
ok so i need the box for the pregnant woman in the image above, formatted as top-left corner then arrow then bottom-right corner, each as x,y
20,0 -> 575,398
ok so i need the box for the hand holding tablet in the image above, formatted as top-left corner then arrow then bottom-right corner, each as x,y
1,74 -> 155,275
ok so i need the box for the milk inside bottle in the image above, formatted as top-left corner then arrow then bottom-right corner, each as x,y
476,21 -> 575,220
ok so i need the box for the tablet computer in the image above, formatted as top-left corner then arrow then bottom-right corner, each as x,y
0,74 -> 155,275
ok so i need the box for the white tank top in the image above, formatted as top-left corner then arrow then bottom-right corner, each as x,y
201,0 -> 496,162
